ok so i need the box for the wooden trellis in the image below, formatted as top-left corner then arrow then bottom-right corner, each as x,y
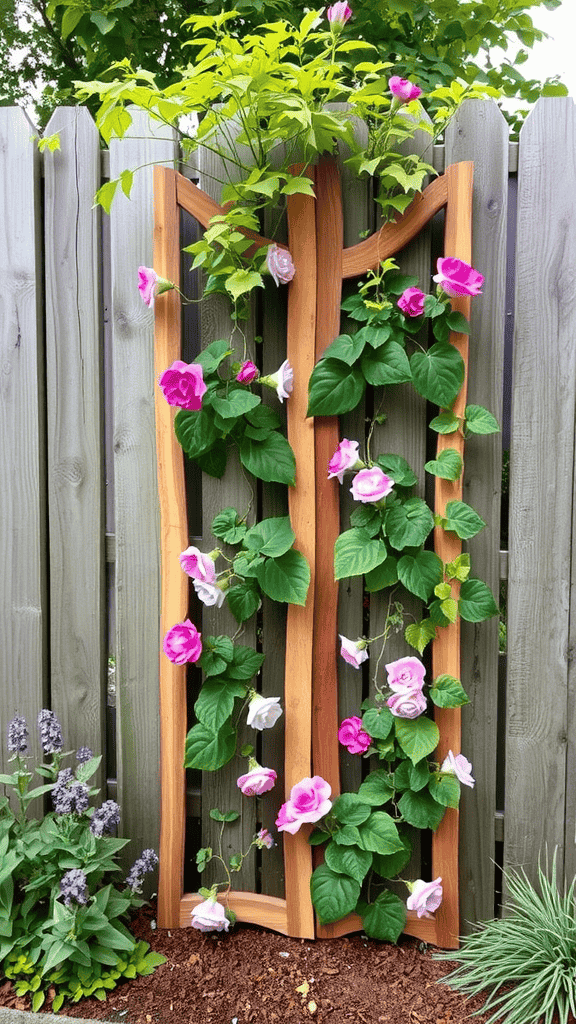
154,156 -> 473,948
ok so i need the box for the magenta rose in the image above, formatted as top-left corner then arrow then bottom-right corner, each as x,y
158,360 -> 207,411
255,828 -> 274,850
179,546 -> 216,583
387,687 -> 427,719
191,896 -> 230,933
441,750 -> 475,788
339,635 -> 369,669
327,1 -> 352,25
327,439 -> 363,484
389,76 -> 422,102
266,244 -> 296,286
433,257 -> 484,298
137,266 -> 174,308
385,656 -> 426,693
275,776 -> 332,835
397,287 -> 425,317
237,761 -> 277,797
338,716 -> 371,755
407,878 -> 443,919
162,619 -> 202,665
350,467 -> 394,503
236,360 -> 259,384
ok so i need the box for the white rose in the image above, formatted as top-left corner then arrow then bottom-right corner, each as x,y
246,694 -> 283,730
191,897 -> 230,933
193,580 -> 226,608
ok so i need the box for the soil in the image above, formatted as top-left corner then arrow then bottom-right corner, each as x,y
0,903 -> 498,1024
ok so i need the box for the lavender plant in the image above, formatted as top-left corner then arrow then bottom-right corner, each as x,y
0,711 -> 165,1013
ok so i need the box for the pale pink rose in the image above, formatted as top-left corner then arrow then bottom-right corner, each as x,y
193,579 -> 226,608
389,76 -> 422,102
350,466 -> 394,503
266,244 -> 296,286
338,716 -> 371,755
387,687 -> 427,719
407,878 -> 443,919
191,896 -> 230,933
162,620 -> 202,664
158,360 -> 207,411
328,439 -> 363,484
339,635 -> 369,669
138,266 -> 174,308
268,359 -> 293,403
327,1 -> 352,24
397,287 -> 425,317
276,776 -> 332,834
236,360 -> 259,384
385,656 -> 426,693
255,828 -> 274,849
433,257 -> 484,298
179,546 -> 216,583
441,750 -> 475,788
237,763 -> 277,797
246,694 -> 283,731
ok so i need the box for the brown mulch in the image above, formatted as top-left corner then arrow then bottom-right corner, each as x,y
0,902 -> 496,1024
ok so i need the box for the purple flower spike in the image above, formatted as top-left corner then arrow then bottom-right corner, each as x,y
7,715 -> 28,754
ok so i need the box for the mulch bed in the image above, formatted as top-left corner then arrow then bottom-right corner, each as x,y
0,903 -> 496,1024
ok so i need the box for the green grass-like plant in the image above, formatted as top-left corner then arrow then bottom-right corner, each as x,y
436,853 -> 576,1024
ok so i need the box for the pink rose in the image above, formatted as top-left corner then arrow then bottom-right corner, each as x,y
407,878 -> 443,919
276,776 -> 332,835
389,76 -> 422,102
237,762 -> 277,797
193,580 -> 226,608
338,716 -> 371,755
327,2 -> 352,24
339,635 -> 369,669
261,359 -> 293,403
191,896 -> 230,933
386,687 -> 427,719
158,360 -> 207,411
397,287 -> 425,317
350,467 -> 394,503
385,656 -> 426,693
179,546 -> 216,583
266,244 -> 296,286
246,694 -> 283,730
162,620 -> 202,664
236,360 -> 259,384
328,439 -> 363,484
138,266 -> 174,308
255,828 -> 274,849
433,257 -> 484,298
441,750 -> 475,788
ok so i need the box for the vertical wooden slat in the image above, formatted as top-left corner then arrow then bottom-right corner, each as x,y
0,108 -> 46,769
154,167 -> 188,927
506,98 -> 576,887
109,109 -> 178,865
445,98 -> 508,929
44,108 -> 105,784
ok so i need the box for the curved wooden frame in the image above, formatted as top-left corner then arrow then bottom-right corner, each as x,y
155,159 -> 473,948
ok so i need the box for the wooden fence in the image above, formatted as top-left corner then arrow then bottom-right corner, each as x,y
1,95 -> 575,935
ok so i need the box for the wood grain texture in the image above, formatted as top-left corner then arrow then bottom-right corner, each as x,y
0,108 -> 46,773
445,98 -> 508,930
181,891 -> 288,934
43,108 -> 105,786
109,109 -> 178,868
154,167 -> 188,928
505,98 -> 576,887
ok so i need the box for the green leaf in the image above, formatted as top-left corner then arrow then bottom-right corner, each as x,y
310,864 -> 361,924
324,842 -> 372,884
405,619 -> 437,655
375,454 -> 418,488
90,10 -> 117,33
372,834 -> 413,879
428,773 -> 461,808
360,341 -> 412,386
459,578 -> 499,621
357,812 -> 404,854
281,175 -> 316,196
465,404 -> 500,435
240,432 -> 296,485
424,448 -> 463,481
120,168 -> 133,198
211,391 -> 261,420
200,635 -> 234,677
410,342 -> 465,407
332,825 -> 362,847
244,517 -> 295,558
209,808 -> 239,822
445,553 -> 470,582
397,551 -> 443,601
349,505 -> 382,537
394,716 -> 439,766
334,529 -> 387,580
227,583 -> 261,623
331,794 -> 372,826
361,707 -> 394,740
194,680 -> 246,732
323,333 -> 366,363
385,272 -> 419,295
308,830 -> 330,847
360,891 -> 406,943
429,410 -> 460,434
94,179 -> 118,214
446,310 -> 471,335
440,597 -> 458,623
395,758 -> 430,793
430,674 -> 470,708
61,7 -> 83,38
365,557 -> 398,592
225,269 -> 264,301
196,441 -> 227,478
398,788 -> 446,830
357,770 -> 394,806
75,754 -> 102,784
245,404 -> 281,432
442,500 -> 486,539
211,507 -> 246,545
385,498 -> 434,551
255,549 -> 310,605
174,408 -> 218,461
226,646 -> 264,681
307,359 -> 365,417
195,340 -> 232,376
184,721 -> 236,771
